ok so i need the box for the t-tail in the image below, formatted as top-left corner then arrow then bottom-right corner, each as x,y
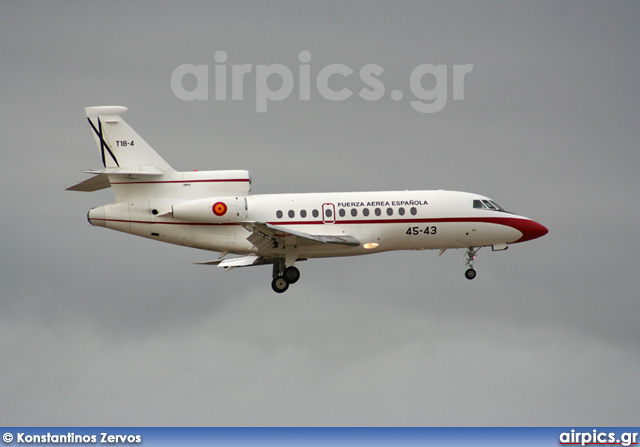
67,106 -> 251,202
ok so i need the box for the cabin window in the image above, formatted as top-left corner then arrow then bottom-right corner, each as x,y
312,209 -> 319,218
351,208 -> 357,217
325,208 -> 333,218
339,209 -> 346,217
398,207 -> 405,216
288,210 -> 295,218
410,207 -> 417,215
386,207 -> 393,216
276,210 -> 283,218
363,208 -> 370,217
375,208 -> 382,216
300,209 -> 307,218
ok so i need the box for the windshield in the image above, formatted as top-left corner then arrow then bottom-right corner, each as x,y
473,199 -> 508,212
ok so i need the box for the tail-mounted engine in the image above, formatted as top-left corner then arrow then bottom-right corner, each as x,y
171,196 -> 248,223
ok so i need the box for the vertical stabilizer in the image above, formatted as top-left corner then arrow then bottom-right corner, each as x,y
69,106 -> 251,203
84,106 -> 174,173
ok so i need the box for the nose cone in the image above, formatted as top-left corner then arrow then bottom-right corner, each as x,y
510,218 -> 548,243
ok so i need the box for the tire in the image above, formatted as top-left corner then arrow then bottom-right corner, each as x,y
271,277 -> 289,293
465,268 -> 477,280
283,266 -> 300,284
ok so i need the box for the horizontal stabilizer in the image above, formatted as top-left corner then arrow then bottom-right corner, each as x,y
66,174 -> 111,192
67,165 -> 165,192
84,166 -> 164,175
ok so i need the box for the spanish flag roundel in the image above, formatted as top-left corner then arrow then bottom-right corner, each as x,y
212,201 -> 227,216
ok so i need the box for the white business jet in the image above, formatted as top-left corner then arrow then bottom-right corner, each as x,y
68,106 -> 548,293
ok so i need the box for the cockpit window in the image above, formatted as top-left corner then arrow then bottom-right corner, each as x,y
473,199 -> 508,212
482,200 -> 497,210
489,200 -> 506,211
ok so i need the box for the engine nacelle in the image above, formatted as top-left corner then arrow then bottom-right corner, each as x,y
172,196 -> 247,223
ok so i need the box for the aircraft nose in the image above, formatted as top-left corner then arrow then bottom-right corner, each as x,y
510,218 -> 549,243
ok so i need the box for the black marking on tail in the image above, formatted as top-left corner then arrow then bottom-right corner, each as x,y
87,117 -> 119,167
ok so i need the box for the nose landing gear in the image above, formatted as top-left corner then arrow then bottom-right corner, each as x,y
463,247 -> 480,280
464,268 -> 477,280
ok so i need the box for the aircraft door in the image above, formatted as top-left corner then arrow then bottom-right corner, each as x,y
322,203 -> 335,224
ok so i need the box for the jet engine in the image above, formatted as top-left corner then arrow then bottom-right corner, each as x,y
171,196 -> 248,223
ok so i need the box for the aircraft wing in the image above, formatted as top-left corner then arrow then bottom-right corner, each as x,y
194,255 -> 270,270
191,221 -> 361,270
239,221 -> 360,252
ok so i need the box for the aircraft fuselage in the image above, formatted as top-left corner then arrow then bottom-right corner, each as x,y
88,189 -> 545,258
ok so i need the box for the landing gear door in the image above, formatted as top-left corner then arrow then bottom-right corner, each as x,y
322,203 -> 335,224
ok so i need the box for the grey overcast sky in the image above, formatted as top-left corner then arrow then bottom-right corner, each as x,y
1,1 -> 639,425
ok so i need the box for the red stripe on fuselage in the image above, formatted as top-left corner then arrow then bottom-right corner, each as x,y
90,216 -> 515,227
109,179 -> 250,185
90,216 -> 545,243
265,217 -> 514,226
89,218 -> 237,226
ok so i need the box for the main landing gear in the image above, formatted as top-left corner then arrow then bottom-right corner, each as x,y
271,259 -> 301,293
463,247 -> 480,280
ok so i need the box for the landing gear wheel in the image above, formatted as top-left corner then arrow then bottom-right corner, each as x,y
283,266 -> 300,284
462,247 -> 480,280
271,277 -> 289,293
